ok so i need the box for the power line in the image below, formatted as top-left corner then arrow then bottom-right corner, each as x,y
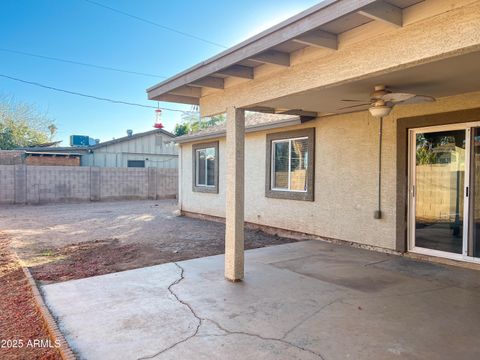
0,74 -> 195,114
82,0 -> 228,49
0,47 -> 166,79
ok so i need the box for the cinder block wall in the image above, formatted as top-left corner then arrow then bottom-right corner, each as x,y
0,151 -> 24,165
100,168 -> 148,200
0,166 -> 15,203
0,165 -> 178,204
26,166 -> 91,203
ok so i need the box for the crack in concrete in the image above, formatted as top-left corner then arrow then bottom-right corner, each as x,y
363,259 -> 390,267
138,262 -> 326,360
137,263 -> 202,360
281,298 -> 341,340
204,318 -> 326,360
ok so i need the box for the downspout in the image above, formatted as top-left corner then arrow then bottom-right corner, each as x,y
374,117 -> 383,219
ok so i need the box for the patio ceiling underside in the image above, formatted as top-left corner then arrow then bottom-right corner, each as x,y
147,0 -> 424,118
252,50 -> 480,117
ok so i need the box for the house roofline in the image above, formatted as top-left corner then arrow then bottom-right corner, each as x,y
25,151 -> 83,156
175,117 -> 302,144
15,147 -> 89,153
146,0 -> 385,104
15,128 -> 176,153
90,128 -> 175,149
146,0 -> 340,94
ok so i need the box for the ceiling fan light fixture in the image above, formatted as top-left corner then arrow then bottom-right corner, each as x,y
369,105 -> 392,118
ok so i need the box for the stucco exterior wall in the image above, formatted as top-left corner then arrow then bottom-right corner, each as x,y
179,91 -> 480,251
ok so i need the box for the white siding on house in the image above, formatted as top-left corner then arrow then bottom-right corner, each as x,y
81,132 -> 178,168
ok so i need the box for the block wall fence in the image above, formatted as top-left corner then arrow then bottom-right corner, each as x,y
0,165 -> 177,204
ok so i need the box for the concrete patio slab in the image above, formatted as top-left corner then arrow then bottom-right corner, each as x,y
42,241 -> 480,360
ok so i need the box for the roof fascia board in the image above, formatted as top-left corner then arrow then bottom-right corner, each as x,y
147,0 -> 378,98
91,128 -> 175,149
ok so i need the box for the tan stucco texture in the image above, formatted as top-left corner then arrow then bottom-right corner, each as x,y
180,91 -> 480,251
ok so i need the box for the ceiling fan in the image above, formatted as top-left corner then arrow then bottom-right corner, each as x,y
339,85 -> 435,117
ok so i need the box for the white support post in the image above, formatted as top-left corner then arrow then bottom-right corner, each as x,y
225,107 -> 245,281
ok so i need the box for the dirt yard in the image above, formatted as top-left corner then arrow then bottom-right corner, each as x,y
0,200 -> 296,283
0,234 -> 61,360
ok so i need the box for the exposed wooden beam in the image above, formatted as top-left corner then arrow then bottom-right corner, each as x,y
358,1 -> 402,27
168,85 -> 202,98
244,106 -> 275,113
300,115 -> 317,123
156,93 -> 199,105
292,29 -> 338,50
244,107 -> 318,119
249,50 -> 290,67
276,109 -> 318,118
190,76 -> 224,89
215,65 -> 254,79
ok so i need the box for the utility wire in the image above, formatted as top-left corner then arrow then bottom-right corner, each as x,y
82,0 -> 228,49
0,74 -> 195,113
0,47 -> 166,79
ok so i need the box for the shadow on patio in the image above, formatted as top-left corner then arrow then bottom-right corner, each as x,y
42,240 -> 480,360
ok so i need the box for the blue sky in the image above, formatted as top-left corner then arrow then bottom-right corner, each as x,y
0,0 -> 319,145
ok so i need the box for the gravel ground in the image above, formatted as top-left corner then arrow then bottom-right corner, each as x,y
0,200 -> 296,283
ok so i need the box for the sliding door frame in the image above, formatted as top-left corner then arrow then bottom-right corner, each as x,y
408,121 -> 480,263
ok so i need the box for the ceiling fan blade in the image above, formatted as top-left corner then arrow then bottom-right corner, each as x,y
337,103 -> 371,110
340,99 -> 368,102
382,92 -> 416,103
401,95 -> 436,104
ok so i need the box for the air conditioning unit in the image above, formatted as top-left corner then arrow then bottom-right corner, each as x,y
70,135 -> 98,147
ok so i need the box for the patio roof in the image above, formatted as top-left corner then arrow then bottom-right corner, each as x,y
146,0 -> 424,115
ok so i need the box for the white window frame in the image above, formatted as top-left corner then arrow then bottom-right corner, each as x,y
271,136 -> 308,193
195,147 -> 216,188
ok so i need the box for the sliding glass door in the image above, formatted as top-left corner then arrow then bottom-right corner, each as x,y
470,127 -> 480,258
409,123 -> 480,262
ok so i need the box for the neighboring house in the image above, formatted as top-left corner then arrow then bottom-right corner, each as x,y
147,0 -> 480,280
20,128 -> 178,168
25,152 -> 81,166
80,128 -> 178,168
0,150 -> 81,166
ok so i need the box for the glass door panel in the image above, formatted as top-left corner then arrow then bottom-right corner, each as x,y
470,128 -> 480,258
415,130 -> 466,254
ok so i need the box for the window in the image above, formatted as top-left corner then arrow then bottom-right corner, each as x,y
127,160 -> 145,168
192,141 -> 219,193
266,128 -> 314,201
272,137 -> 309,191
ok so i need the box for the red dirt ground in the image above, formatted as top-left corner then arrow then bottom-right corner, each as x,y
1,200 -> 297,284
0,233 -> 62,360
29,230 -> 297,283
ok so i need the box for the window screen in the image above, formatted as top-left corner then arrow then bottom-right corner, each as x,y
272,137 -> 308,192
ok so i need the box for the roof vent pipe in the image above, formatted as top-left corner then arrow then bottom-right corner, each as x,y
127,129 -> 133,137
